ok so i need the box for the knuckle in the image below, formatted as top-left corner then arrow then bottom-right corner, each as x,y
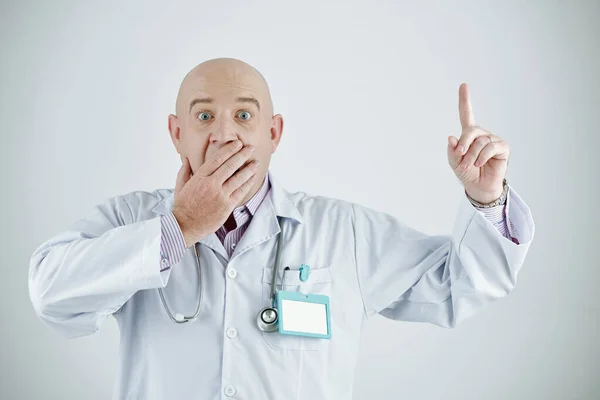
225,159 -> 237,171
463,125 -> 478,136
205,178 -> 218,192
474,137 -> 487,148
212,154 -> 223,165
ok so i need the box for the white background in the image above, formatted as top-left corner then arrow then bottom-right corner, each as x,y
1,1 -> 598,399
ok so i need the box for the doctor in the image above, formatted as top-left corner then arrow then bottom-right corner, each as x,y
29,58 -> 534,399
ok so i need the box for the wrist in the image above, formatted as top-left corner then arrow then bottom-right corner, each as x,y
465,179 -> 508,207
467,189 -> 502,204
172,210 -> 194,248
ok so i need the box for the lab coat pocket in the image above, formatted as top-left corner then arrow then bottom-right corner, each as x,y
261,266 -> 332,351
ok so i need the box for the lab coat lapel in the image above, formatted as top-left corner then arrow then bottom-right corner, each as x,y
230,170 -> 303,260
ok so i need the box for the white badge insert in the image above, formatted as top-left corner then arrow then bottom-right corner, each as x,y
276,291 -> 331,339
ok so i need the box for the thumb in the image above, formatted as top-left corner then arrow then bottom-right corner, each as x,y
175,157 -> 192,194
447,135 -> 461,169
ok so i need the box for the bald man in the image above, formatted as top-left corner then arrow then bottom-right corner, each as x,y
29,58 -> 535,399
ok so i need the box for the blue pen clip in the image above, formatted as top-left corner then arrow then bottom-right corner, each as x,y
299,264 -> 311,282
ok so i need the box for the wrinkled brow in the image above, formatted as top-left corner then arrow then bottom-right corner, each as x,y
188,97 -> 260,113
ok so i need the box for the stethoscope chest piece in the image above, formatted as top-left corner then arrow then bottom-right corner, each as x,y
257,306 -> 279,332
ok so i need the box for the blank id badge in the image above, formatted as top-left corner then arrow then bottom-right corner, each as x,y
276,291 -> 332,339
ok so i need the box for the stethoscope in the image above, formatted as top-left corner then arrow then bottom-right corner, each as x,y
158,242 -> 202,323
158,216 -> 286,332
256,216 -> 287,333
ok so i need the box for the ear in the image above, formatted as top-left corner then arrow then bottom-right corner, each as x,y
270,114 -> 284,153
168,114 -> 181,149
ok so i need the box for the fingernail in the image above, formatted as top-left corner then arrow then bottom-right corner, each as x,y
248,145 -> 255,151
458,145 -> 465,154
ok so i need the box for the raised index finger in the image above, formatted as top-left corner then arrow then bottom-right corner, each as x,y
459,83 -> 475,131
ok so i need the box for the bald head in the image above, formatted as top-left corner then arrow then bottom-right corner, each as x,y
175,58 -> 273,118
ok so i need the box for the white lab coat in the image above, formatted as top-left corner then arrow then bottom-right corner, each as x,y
29,171 -> 534,399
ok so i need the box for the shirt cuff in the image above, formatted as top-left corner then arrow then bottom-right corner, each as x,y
470,190 -> 521,245
475,203 -> 505,224
159,212 -> 187,271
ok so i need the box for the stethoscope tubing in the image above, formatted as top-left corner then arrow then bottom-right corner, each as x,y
158,242 -> 202,323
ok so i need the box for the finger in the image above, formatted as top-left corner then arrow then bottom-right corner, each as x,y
474,141 -> 510,167
458,135 -> 492,171
223,159 -> 260,194
459,83 -> 475,132
175,157 -> 192,194
199,140 -> 244,176
226,165 -> 259,201
214,144 -> 256,184
456,125 -> 490,156
447,135 -> 461,169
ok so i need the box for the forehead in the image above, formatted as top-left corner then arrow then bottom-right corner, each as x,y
184,76 -> 266,105
189,85 -> 260,102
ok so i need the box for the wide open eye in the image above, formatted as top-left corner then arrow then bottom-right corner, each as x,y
198,112 -> 212,121
237,111 -> 252,121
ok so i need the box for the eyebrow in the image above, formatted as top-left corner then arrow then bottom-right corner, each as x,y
188,97 -> 261,113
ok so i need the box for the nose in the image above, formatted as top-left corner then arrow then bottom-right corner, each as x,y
209,117 -> 239,147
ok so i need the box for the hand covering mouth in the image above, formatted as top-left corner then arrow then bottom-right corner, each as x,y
235,160 -> 253,175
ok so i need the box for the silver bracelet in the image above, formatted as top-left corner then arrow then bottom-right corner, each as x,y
465,178 -> 508,208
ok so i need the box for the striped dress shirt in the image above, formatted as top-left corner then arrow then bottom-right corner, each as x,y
159,175 -> 517,271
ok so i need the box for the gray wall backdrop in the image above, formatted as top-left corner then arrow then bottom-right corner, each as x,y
1,0 -> 598,399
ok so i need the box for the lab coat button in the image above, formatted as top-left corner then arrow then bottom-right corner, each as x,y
231,242 -> 236,249
226,268 -> 237,279
224,385 -> 236,396
226,327 -> 238,338
160,258 -> 168,266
